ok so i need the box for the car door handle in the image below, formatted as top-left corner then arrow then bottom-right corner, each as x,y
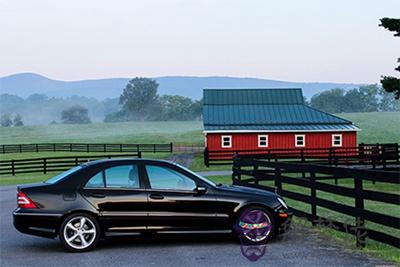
90,193 -> 106,198
149,194 -> 164,200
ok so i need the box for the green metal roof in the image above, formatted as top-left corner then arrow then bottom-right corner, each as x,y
203,88 -> 359,132
203,88 -> 303,105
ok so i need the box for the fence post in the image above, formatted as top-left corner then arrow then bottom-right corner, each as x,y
301,149 -> 306,178
36,144 -> 39,152
53,144 -> 56,152
274,167 -> 282,195
103,144 -> 106,153
204,147 -> 209,167
328,148 -> 333,165
137,144 -> 139,152
70,143 -> 72,152
43,158 -> 47,174
87,144 -> 89,153
354,176 -> 366,248
310,172 -> 317,225
153,144 -> 156,153
11,160 -> 15,176
19,144 -> 22,153
170,142 -> 173,153
254,164 -> 259,185
75,157 -> 79,166
372,157 -> 376,169
119,144 -> 122,152
138,151 -> 142,158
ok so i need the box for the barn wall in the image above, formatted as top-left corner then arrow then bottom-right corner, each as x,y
206,132 -> 357,151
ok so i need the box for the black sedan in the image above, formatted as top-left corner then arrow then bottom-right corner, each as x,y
13,159 -> 291,252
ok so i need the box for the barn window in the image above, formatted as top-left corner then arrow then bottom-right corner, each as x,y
258,135 -> 268,147
295,135 -> 305,147
332,134 -> 342,147
221,135 -> 232,148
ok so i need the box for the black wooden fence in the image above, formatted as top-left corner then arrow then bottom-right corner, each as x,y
0,153 -> 142,176
232,156 -> 400,248
0,143 -> 173,154
205,143 -> 400,168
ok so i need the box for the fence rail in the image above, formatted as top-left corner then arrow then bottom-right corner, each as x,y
0,153 -> 142,176
232,156 -> 400,248
173,144 -> 204,153
205,143 -> 400,169
0,143 -> 173,154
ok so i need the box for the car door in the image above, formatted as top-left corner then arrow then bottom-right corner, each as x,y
144,163 -> 218,231
82,163 -> 148,232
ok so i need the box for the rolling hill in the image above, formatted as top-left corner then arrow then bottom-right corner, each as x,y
0,73 -> 362,100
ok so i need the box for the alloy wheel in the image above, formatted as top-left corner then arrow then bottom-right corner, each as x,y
63,216 -> 97,250
238,209 -> 272,243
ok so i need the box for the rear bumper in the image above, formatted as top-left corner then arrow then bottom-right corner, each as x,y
13,209 -> 62,238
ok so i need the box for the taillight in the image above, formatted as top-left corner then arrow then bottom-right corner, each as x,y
17,191 -> 37,209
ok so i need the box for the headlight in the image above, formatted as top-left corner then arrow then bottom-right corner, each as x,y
277,197 -> 288,209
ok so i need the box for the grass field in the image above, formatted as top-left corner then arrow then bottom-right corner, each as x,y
338,112 -> 400,144
0,112 -> 399,145
0,121 -> 203,145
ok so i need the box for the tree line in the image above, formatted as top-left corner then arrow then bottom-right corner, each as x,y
0,79 -> 398,126
309,85 -> 399,113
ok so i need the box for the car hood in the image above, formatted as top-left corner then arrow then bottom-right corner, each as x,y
216,184 -> 278,198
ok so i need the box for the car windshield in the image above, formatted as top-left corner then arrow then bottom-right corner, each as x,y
172,162 -> 216,187
45,165 -> 82,184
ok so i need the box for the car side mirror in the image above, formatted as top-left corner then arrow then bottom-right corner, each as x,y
194,186 -> 207,194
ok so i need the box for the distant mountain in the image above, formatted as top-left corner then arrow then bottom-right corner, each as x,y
0,73 -> 362,100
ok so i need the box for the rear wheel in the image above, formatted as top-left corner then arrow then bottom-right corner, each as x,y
59,213 -> 100,252
234,206 -> 275,245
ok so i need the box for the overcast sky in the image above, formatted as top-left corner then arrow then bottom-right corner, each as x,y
0,0 -> 399,83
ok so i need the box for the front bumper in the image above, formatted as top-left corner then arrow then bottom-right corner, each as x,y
276,210 -> 293,234
13,208 -> 62,238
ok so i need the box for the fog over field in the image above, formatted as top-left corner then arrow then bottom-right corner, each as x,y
0,113 -> 398,145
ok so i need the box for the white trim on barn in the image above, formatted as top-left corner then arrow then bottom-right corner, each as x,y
258,135 -> 268,147
332,134 -> 343,147
221,135 -> 232,148
203,128 -> 361,134
295,134 -> 305,147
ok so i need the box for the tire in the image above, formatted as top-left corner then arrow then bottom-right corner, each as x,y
59,213 -> 100,252
234,206 -> 275,245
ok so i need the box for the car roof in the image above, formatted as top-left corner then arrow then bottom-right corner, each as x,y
81,158 -> 174,167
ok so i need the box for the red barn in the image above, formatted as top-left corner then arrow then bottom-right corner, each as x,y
203,88 -> 360,160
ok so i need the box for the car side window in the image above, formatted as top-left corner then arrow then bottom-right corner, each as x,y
145,165 -> 196,191
105,165 -> 140,188
85,172 -> 105,188
86,165 -> 140,189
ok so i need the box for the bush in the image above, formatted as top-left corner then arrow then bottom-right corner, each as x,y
61,105 -> 91,124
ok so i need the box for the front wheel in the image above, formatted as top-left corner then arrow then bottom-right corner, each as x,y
59,213 -> 100,252
234,207 -> 275,245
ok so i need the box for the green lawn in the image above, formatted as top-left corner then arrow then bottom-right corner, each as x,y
0,121 -> 203,145
337,112 -> 400,144
189,153 -> 232,172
